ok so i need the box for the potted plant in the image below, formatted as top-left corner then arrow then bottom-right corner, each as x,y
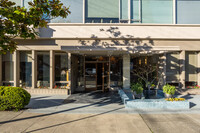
151,84 -> 156,89
131,83 -> 144,99
163,84 -> 176,98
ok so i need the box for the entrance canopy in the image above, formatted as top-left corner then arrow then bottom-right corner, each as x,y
61,45 -> 180,55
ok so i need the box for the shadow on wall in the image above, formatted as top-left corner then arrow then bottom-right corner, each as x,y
39,26 -> 55,38
76,26 -> 155,53
166,52 -> 199,88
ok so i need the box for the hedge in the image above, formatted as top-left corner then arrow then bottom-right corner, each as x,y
0,86 -> 31,111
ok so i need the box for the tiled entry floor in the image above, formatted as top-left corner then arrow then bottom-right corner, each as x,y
63,91 -> 122,104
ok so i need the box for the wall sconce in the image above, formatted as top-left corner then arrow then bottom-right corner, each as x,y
139,59 -> 141,65
145,57 -> 147,65
98,56 -> 104,61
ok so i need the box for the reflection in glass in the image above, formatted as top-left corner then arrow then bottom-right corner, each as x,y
37,52 -> 50,88
85,0 -> 119,23
85,63 -> 97,89
20,51 -> 32,87
110,57 -> 123,88
2,53 -> 14,86
54,52 -> 69,89
77,56 -> 84,90
185,52 -> 198,85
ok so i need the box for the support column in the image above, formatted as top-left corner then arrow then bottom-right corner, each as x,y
123,54 -> 130,89
180,51 -> 186,89
14,51 -> 20,87
32,50 -> 37,89
198,52 -> 200,86
158,54 -> 166,89
68,53 -> 71,94
50,50 -> 55,89
0,54 -> 2,86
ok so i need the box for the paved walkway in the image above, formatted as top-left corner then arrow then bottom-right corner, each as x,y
0,93 -> 200,132
0,111 -> 200,133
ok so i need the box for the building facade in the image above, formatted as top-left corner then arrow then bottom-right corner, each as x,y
1,0 -> 200,94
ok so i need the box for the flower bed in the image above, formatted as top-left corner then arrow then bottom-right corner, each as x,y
165,98 -> 185,101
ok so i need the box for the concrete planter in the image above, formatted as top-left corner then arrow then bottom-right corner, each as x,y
125,99 -> 190,110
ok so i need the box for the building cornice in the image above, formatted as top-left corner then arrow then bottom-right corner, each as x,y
48,23 -> 200,27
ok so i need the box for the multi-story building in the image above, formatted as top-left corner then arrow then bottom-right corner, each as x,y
1,0 -> 200,94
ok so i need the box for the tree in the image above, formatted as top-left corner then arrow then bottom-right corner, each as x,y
132,64 -> 157,90
0,0 -> 71,54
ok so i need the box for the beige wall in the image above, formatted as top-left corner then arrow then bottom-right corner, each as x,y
39,24 -> 200,40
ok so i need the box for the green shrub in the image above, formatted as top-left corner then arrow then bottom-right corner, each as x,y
0,86 -> 31,111
131,83 -> 143,94
163,84 -> 176,95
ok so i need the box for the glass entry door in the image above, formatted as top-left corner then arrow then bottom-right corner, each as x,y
84,56 -> 110,92
85,63 -> 97,91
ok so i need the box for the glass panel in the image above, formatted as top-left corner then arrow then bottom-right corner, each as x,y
177,0 -> 200,24
185,52 -> 198,82
166,53 -> 180,82
55,53 -> 68,81
85,0 -> 119,23
131,0 -> 140,23
110,57 -> 123,87
2,53 -> 14,82
51,0 -> 83,23
85,63 -> 96,89
20,51 -> 32,87
120,0 -> 129,20
130,55 -> 158,85
141,0 -> 173,24
37,52 -> 50,88
103,63 -> 109,88
77,56 -> 84,90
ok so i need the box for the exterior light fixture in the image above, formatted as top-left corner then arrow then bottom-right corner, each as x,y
139,59 -> 141,65
145,57 -> 147,65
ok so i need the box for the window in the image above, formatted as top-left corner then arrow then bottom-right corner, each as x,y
50,0 -> 83,23
2,53 -> 14,86
37,52 -> 50,88
185,52 -> 198,83
166,52 -> 180,82
120,0 -> 129,22
54,52 -> 69,89
131,0 -> 140,23
85,0 -> 119,23
110,57 -> 123,88
141,0 -> 173,24
20,51 -> 32,88
177,0 -> 200,24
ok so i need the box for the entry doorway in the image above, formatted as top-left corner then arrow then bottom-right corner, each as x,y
85,61 -> 110,92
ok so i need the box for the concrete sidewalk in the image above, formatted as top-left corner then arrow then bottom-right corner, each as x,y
25,94 -> 200,114
0,111 -> 200,133
0,112 -> 151,133
1,94 -> 200,133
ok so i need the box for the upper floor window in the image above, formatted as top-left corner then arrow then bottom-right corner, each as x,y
16,0 -> 200,24
85,0 -> 119,23
51,0 -> 83,23
140,0 -> 173,24
177,0 -> 200,24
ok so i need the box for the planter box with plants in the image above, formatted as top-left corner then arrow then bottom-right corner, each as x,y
131,83 -> 144,99
118,84 -> 190,110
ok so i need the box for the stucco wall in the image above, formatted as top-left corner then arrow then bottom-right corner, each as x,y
39,24 -> 200,39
